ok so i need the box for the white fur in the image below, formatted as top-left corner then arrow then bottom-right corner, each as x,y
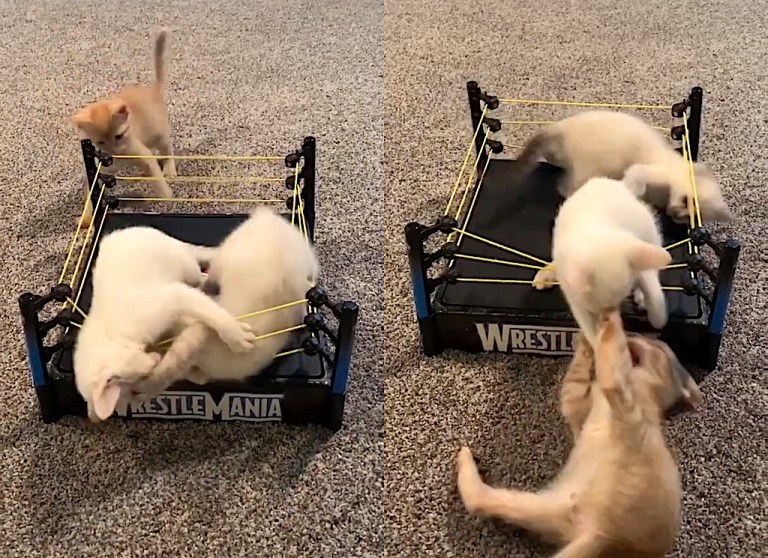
533,110 -> 733,223
533,177 -> 671,346
73,227 -> 258,421
135,207 -> 319,393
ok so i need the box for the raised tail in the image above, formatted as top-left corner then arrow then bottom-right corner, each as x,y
153,28 -> 168,88
514,130 -> 550,175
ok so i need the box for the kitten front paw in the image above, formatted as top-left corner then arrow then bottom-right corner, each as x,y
456,447 -> 484,515
647,307 -> 668,330
220,321 -> 258,353
533,266 -> 557,290
164,160 -> 177,178
633,288 -> 646,309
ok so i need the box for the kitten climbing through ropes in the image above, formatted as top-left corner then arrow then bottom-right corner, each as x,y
457,311 -> 702,558
131,207 -> 319,396
71,28 -> 176,222
533,176 -> 670,348
74,227 -> 258,422
514,110 -> 733,224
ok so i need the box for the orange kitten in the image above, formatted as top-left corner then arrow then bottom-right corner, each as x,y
72,28 -> 176,217
457,312 -> 702,558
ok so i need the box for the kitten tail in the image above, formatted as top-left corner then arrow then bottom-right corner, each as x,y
153,28 -> 169,90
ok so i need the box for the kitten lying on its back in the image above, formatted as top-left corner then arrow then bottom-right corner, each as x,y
71,28 -> 176,222
534,177 -> 671,347
458,311 -> 702,558
516,110 -> 733,223
74,227 -> 257,421
133,207 -> 319,395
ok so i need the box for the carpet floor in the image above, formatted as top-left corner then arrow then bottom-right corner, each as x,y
0,1 -> 383,557
384,1 -> 766,557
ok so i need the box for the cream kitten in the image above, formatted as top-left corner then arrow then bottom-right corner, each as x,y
516,110 -> 733,224
132,207 -> 319,395
457,311 -> 702,558
533,177 -> 671,347
74,227 -> 258,422
71,28 -> 176,208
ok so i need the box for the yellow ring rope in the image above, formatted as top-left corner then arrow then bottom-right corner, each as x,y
67,184 -> 107,288
115,176 -> 284,184
444,105 -> 488,215
117,197 -> 284,204
74,206 -> 110,307
498,98 -> 672,110
454,154 -> 493,247
59,162 -> 103,284
452,132 -> 489,223
681,114 -> 703,228
454,253 -> 544,270
500,119 -> 668,131
454,277 -> 685,291
452,227 -> 549,266
112,154 -> 283,161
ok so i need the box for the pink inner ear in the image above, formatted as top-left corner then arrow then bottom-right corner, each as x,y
630,243 -> 671,271
92,379 -> 123,421
71,111 -> 91,129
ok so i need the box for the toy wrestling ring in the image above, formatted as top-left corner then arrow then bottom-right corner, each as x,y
406,81 -> 740,379
19,136 -> 359,431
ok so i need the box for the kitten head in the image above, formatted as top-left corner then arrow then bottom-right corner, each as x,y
561,234 -> 671,311
665,162 -> 734,224
71,98 -> 131,154
77,343 -> 161,422
627,334 -> 703,415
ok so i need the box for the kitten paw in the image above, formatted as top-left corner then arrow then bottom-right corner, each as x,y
647,308 -> 668,330
220,321 -> 258,353
456,447 -> 484,515
164,160 -> 177,178
533,266 -> 557,290
186,369 -> 209,385
633,288 -> 646,309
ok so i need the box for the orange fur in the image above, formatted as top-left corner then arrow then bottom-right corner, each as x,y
457,311 -> 701,558
72,28 -> 175,222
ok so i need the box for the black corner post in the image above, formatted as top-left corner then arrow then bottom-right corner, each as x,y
404,222 -> 441,356
702,238 -> 741,370
18,294 -> 57,423
687,87 -> 703,162
466,81 -> 487,161
328,300 -> 359,431
301,136 -> 317,241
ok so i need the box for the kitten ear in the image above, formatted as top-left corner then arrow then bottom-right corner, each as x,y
90,376 -> 124,421
110,100 -> 129,124
562,265 -> 591,294
622,164 -> 652,197
701,199 -> 735,222
70,109 -> 92,130
628,241 -> 671,272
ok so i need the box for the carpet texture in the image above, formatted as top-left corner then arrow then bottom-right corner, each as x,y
0,2 -> 383,557
384,1 -> 766,557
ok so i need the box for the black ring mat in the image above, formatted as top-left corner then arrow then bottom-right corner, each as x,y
439,159 -> 702,322
53,212 -> 326,383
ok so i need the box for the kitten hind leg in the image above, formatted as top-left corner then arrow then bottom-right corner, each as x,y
457,447 -> 575,544
551,534 -> 604,558
636,270 -> 667,329
157,135 -> 177,178
128,139 -> 173,197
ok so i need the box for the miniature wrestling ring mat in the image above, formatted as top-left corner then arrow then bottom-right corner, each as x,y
406,81 -> 740,379
20,137 -> 359,431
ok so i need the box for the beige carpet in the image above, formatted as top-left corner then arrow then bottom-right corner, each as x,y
0,1 -> 383,556
384,1 -> 766,557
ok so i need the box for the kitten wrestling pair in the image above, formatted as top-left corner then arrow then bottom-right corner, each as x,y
74,207 -> 318,422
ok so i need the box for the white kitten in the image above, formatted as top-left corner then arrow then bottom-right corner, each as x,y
74,226 -> 258,421
516,110 -> 733,223
134,207 -> 320,394
533,177 -> 671,346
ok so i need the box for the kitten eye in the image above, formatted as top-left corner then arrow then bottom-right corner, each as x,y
114,133 -> 124,141
96,141 -> 105,146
